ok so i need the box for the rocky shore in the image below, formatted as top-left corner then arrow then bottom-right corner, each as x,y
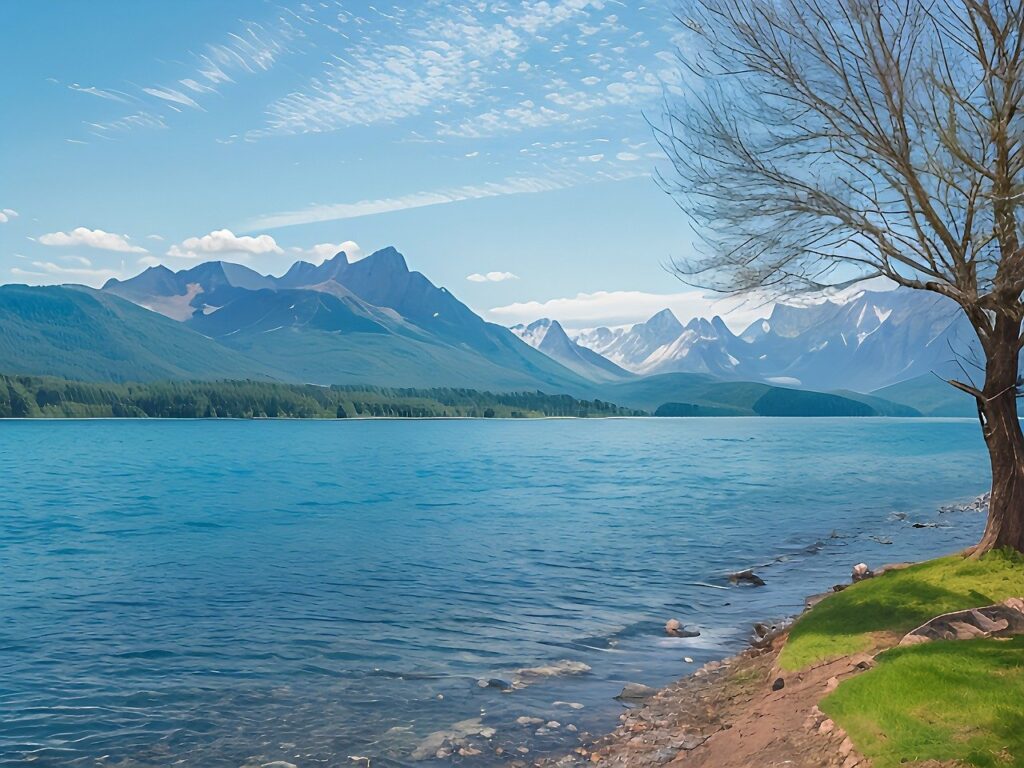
531,494 -> 1000,768
534,625 -> 872,768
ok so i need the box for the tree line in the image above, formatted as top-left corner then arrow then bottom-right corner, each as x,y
0,374 -> 644,419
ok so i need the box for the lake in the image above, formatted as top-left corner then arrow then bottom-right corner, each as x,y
0,418 -> 991,767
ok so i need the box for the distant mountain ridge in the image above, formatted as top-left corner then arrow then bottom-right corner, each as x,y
510,318 -> 633,383
562,289 -> 974,393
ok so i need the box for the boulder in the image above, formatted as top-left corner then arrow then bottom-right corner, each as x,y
615,683 -> 659,701
851,563 -> 873,582
665,618 -> 701,637
728,569 -> 766,587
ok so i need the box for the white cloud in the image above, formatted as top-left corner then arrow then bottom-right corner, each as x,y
486,290 -> 776,332
616,152 -> 641,161
0,208 -> 18,223
167,228 -> 282,260
304,241 -> 364,265
37,227 -> 147,254
467,271 -> 519,283
137,255 -> 163,268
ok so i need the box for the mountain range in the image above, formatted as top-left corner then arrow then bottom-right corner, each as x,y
558,290 -> 977,393
0,245 -> 978,416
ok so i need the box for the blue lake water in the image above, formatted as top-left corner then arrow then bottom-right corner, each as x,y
0,418 -> 992,767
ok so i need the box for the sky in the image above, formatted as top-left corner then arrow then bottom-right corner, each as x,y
0,0 -> 775,331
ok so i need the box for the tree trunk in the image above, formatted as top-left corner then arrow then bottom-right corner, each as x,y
974,320 -> 1024,555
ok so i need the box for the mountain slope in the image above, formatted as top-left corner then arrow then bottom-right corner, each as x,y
873,375 -> 977,417
0,285 -> 275,382
99,247 -> 594,393
510,318 -> 633,383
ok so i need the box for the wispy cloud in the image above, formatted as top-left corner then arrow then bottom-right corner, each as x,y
167,228 -> 282,260
247,170 -> 643,230
0,208 -> 18,224
247,1 -> 605,140
68,83 -> 133,103
142,86 -> 203,110
37,227 -> 147,254
81,17 -> 302,138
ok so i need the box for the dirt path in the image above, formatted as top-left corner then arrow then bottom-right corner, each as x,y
538,634 -> 881,768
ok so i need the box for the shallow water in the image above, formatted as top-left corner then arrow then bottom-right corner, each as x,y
0,418 -> 991,767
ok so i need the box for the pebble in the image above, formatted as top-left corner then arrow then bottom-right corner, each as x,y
517,716 -> 544,726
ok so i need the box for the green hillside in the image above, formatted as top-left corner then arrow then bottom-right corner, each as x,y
210,325 -> 591,392
873,374 -> 977,417
602,373 -> 898,416
0,285 -> 276,382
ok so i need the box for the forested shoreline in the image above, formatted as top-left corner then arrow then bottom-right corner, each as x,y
0,374 -> 643,419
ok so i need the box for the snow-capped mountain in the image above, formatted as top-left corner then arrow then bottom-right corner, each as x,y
574,309 -> 684,370
543,289 -> 975,392
510,318 -> 633,383
739,289 -> 973,391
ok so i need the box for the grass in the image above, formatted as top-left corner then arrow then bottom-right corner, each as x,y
820,637 -> 1024,767
779,550 -> 1024,671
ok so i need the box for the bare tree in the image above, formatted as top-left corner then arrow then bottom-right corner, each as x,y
658,0 -> 1024,554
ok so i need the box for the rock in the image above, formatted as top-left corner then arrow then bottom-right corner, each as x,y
851,563 -> 873,582
665,618 -> 701,637
259,763 -> 297,768
771,677 -> 785,691
546,721 -> 561,729
651,747 -> 678,764
728,569 -> 766,587
818,718 -> 835,735
842,755 -> 862,768
839,737 -> 855,757
616,683 -> 659,701
477,677 -> 512,690
900,601 -> 1024,645
683,656 -> 694,663
516,716 -> 544,726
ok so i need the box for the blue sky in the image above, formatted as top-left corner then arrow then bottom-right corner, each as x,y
0,0 -> 768,329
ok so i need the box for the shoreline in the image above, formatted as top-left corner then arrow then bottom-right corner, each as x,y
532,573 -> 888,768
531,494 -> 992,768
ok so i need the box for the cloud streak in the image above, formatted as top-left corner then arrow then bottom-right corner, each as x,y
467,271 -> 519,282
247,170 -> 643,229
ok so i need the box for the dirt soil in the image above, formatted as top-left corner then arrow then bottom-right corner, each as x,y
536,632 -> 892,768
